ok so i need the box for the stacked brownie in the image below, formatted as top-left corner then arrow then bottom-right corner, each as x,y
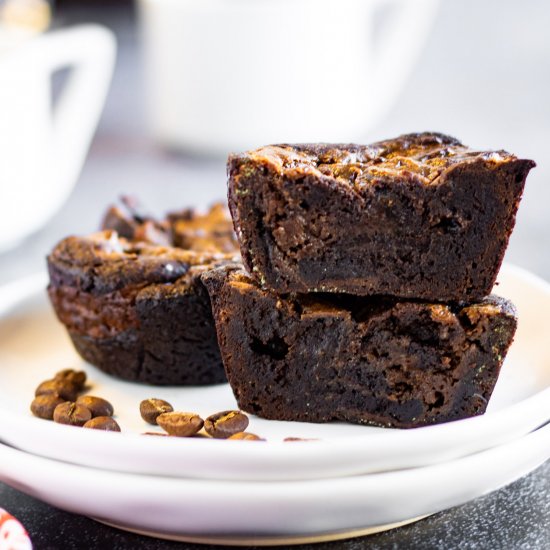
204,132 -> 535,428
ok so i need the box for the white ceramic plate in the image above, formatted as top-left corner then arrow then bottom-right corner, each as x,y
0,423 -> 549,543
0,264 -> 549,481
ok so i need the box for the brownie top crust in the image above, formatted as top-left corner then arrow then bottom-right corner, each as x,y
169,203 -> 239,253
102,199 -> 238,253
229,132 -> 534,188
48,230 -> 239,295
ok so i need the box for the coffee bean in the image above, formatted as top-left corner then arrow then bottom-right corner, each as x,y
204,410 -> 249,439
30,394 -> 65,420
283,437 -> 318,442
156,412 -> 204,437
53,402 -> 92,426
76,396 -> 114,418
227,432 -> 264,441
83,416 -> 121,431
54,369 -> 87,390
139,398 -> 174,425
35,379 -> 79,402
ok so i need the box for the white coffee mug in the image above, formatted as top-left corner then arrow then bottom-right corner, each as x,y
138,0 -> 438,155
0,24 -> 116,252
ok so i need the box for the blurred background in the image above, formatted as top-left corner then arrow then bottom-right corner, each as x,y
0,0 -> 548,283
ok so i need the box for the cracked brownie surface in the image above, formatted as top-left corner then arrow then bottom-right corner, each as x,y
102,200 -> 238,253
228,132 -> 535,300
203,264 -> 517,428
48,230 -> 239,385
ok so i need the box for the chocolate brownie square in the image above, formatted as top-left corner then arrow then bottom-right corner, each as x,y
202,264 -> 517,428
228,132 -> 535,301
47,231 -> 238,385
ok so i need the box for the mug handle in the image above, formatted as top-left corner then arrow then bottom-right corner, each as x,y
370,0 -> 438,118
26,24 -> 116,193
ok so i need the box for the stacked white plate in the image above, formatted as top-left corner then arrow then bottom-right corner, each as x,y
0,264 -> 549,545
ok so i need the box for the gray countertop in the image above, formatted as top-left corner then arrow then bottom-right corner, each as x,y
0,1 -> 549,548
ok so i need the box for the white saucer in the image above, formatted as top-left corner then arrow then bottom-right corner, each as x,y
93,517 -> 427,546
0,264 -> 549,481
0,422 -> 549,542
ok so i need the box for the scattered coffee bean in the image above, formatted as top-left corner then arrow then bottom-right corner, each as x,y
30,394 -> 65,420
83,416 -> 121,431
204,410 -> 249,439
227,432 -> 264,441
35,379 -> 79,402
54,369 -> 87,390
156,412 -> 204,437
76,396 -> 114,418
53,402 -> 92,426
283,437 -> 318,442
139,398 -> 174,425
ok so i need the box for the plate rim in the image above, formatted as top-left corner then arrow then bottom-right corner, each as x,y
0,421 -> 549,538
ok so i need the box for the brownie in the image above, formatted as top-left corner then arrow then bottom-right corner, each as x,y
47,231 -> 239,385
102,199 -> 238,253
228,132 -> 535,301
202,265 -> 517,428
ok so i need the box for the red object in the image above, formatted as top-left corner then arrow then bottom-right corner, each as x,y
0,509 -> 32,550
